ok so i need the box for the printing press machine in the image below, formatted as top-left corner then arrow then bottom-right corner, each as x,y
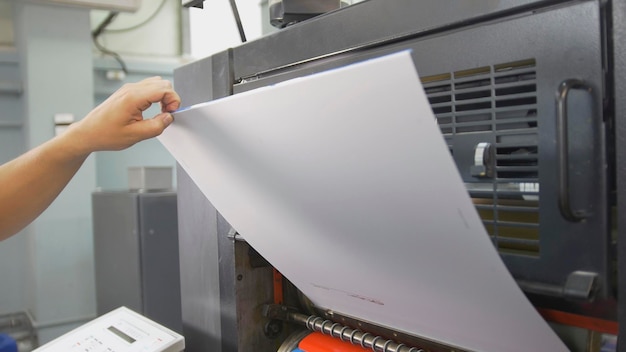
173,0 -> 626,350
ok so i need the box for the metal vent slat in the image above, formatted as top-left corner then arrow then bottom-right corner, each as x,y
455,121 -> 493,127
454,108 -> 493,116
493,104 -> 537,113
491,237 -> 540,247
493,67 -> 536,78
495,179 -> 540,184
428,58 -> 539,257
427,91 -> 453,98
455,96 -> 493,104
494,80 -> 537,90
454,75 -> 491,84
495,92 -> 537,100
495,128 -> 538,136
433,112 -> 454,119
454,86 -> 493,95
492,117 -> 537,124
475,204 -> 538,213
430,102 -> 453,109
497,154 -> 538,161
496,142 -> 538,148
470,190 -> 537,197
496,166 -> 538,171
482,220 -> 539,228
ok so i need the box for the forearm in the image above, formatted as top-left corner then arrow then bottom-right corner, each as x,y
0,129 -> 89,241
0,77 -> 179,241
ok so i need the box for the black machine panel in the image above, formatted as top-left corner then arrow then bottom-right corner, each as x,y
232,1 -> 613,317
174,0 -> 623,349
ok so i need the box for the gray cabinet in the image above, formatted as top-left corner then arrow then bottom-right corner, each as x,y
92,191 -> 182,333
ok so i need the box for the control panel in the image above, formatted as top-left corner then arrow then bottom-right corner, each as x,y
34,307 -> 184,352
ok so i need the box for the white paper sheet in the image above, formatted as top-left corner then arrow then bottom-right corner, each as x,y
159,51 -> 568,351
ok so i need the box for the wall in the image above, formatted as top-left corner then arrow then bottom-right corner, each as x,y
93,57 -> 178,190
94,0 -> 271,188
13,3 -> 97,344
0,48 -> 26,318
91,0 -> 183,59
93,0 -> 274,190
0,0 -> 187,345
0,1 -> 13,46
0,0 -> 271,345
189,0 -> 264,59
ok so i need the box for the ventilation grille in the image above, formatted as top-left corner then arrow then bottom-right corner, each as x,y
422,59 -> 540,257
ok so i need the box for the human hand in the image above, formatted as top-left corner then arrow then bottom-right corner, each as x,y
67,76 -> 181,155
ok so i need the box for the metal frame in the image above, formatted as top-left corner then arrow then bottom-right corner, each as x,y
232,0 -> 613,310
612,0 -> 626,343
174,0 -> 624,349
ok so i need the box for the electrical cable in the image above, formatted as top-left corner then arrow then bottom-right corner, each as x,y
92,12 -> 128,74
229,0 -> 247,42
104,0 -> 168,33
92,11 -> 118,38
93,35 -> 128,74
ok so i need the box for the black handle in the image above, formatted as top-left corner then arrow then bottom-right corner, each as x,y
556,79 -> 592,222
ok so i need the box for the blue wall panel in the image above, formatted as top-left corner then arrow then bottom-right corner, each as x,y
0,52 -> 26,316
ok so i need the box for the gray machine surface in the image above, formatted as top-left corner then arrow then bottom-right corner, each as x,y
615,0 -> 626,346
92,191 -> 182,334
174,0 -> 624,350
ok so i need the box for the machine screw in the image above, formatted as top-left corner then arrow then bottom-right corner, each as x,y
264,319 -> 283,339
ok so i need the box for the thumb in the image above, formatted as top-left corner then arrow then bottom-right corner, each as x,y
126,113 -> 174,141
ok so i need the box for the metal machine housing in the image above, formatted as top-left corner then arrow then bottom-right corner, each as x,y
173,0 -> 624,350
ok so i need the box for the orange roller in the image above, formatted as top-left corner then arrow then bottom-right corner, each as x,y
298,332 -> 370,352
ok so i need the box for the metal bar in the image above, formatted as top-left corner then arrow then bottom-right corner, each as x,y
493,67 -> 536,77
469,190 -> 537,198
517,280 -> 564,298
494,92 -> 537,100
491,237 -> 540,247
494,129 -> 539,136
452,75 -> 491,84
237,0 -> 573,83
433,112 -> 454,119
424,91 -> 452,98
491,234 -> 539,243
492,104 -> 538,113
454,96 -> 493,104
495,141 -> 538,148
429,102 -> 453,109
423,85 -> 452,92
613,0 -> 626,341
495,179 -> 539,184
456,117 -> 536,128
496,154 -> 538,160
304,316 -> 425,352
495,166 -> 538,172
474,204 -> 538,213
456,106 -> 536,118
482,220 -> 539,228
263,305 -> 438,352
452,86 -> 493,94
451,107 -> 492,116
493,80 -> 538,89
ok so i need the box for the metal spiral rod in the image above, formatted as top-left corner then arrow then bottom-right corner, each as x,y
263,304 -> 427,352
303,315 -> 424,352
